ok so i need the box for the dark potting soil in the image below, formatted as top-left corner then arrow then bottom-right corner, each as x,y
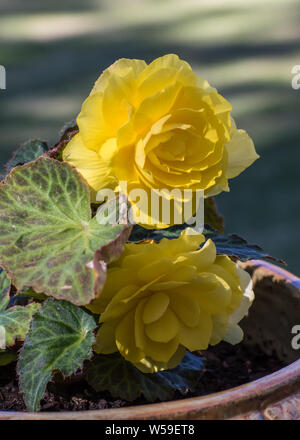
0,341 -> 287,412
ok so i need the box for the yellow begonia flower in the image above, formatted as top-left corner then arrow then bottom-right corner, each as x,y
63,54 -> 259,225
87,229 -> 254,373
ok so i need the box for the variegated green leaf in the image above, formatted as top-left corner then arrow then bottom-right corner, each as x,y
0,302 -> 40,347
0,269 -> 11,312
18,299 -> 96,412
0,157 -> 128,306
5,139 -> 48,173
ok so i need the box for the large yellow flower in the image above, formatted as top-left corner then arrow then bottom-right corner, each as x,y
63,54 -> 258,225
88,229 -> 254,373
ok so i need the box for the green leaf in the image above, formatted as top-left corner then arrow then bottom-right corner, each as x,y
204,226 -> 285,264
86,351 -> 205,402
59,120 -> 77,137
0,269 -> 11,312
0,269 -> 39,348
5,139 -> 48,173
0,157 -> 130,306
0,302 -> 40,347
204,197 -> 224,233
129,224 -> 283,264
17,299 -> 97,412
129,224 -> 187,242
49,123 -> 78,161
15,287 -> 47,302
0,349 -> 17,366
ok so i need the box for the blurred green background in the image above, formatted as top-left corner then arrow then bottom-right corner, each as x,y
1,0 -> 299,274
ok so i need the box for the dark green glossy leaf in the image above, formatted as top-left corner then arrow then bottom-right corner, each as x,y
129,224 -> 283,264
129,224 -> 187,242
204,226 -> 285,264
86,351 -> 204,402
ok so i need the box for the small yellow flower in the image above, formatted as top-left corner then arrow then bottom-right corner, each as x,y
88,230 -> 254,373
63,54 -> 259,225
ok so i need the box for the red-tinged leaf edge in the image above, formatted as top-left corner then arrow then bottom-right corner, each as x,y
93,223 -> 132,297
48,124 -> 78,161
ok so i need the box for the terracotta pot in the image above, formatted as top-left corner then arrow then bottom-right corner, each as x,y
0,260 -> 299,420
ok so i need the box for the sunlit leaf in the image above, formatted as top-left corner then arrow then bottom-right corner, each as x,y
0,303 -> 40,347
0,157 -> 130,305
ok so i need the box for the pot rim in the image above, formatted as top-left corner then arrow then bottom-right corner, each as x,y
1,260 -> 299,420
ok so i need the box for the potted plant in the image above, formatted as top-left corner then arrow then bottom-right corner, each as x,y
0,55 -> 299,420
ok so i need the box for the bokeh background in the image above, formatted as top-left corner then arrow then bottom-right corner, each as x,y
1,0 -> 299,274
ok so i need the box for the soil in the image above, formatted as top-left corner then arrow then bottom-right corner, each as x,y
0,341 -> 287,412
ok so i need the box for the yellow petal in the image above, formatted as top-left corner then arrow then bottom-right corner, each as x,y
138,258 -> 174,283
204,173 -> 229,197
101,74 -> 133,132
166,108 -> 207,136
121,243 -> 162,270
169,291 -> 200,327
225,126 -> 259,179
209,260 -> 240,293
209,313 -> 229,345
214,255 -> 243,311
184,239 -> 216,269
77,92 -> 110,151
142,292 -> 170,324
91,58 -> 147,95
203,91 -> 232,118
87,267 -> 135,314
145,308 -> 179,343
99,137 -> 118,161
148,281 -> 188,291
178,311 -> 212,351
134,298 -> 147,351
62,133 -> 117,198
164,264 -> 197,283
196,273 -> 232,313
112,144 -> 137,182
180,229 -> 205,250
142,335 -> 179,363
135,345 -> 186,373
116,309 -> 144,363
162,344 -> 186,369
137,54 -> 197,101
102,275 -> 167,323
135,296 -> 180,363
228,265 -> 254,325
179,272 -> 232,314
94,321 -> 118,354
224,323 -> 244,345
100,284 -> 139,321
135,128 -> 174,170
133,83 -> 182,134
